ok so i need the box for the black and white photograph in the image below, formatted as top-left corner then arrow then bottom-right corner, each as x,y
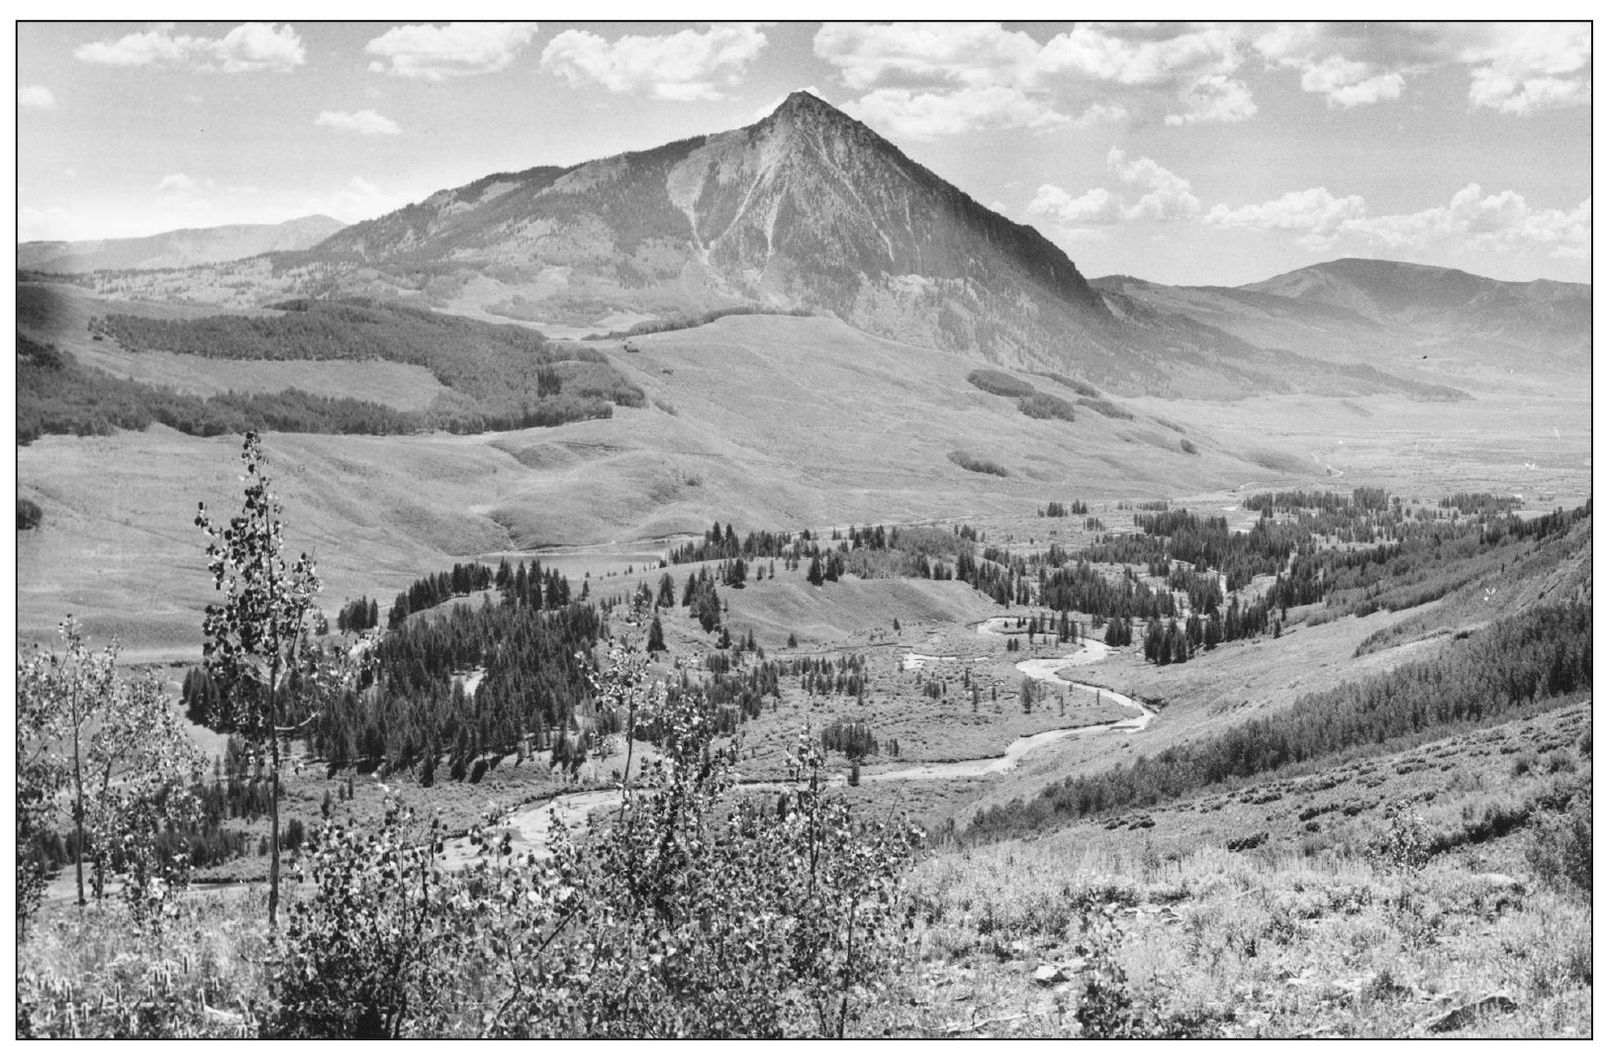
14,19 -> 1593,1037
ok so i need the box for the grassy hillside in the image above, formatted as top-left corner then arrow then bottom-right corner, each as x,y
17,312 -> 1288,656
19,300 -> 1594,661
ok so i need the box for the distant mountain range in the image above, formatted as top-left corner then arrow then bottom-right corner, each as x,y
17,215 -> 344,273
38,93 -> 1586,398
1096,259 -> 1588,378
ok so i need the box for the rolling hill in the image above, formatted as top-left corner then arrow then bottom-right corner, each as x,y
17,215 -> 344,273
1093,259 -> 1588,391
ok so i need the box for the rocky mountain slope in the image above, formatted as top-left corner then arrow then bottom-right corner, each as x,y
17,215 -> 344,273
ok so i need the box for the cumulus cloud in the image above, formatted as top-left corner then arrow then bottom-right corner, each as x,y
813,22 -> 1043,91
846,85 -> 1068,138
1107,148 -> 1201,220
365,22 -> 539,80
1028,148 -> 1199,231
1256,22 -> 1589,115
75,22 -> 305,72
18,85 -> 55,109
1206,182 -> 1589,259
1345,184 -> 1589,257
1164,73 -> 1257,125
1462,23 -> 1591,114
1034,22 -> 1242,85
1255,23 -> 1412,109
816,21 -> 1252,136
315,109 -> 401,136
1027,185 -> 1125,225
1204,187 -> 1368,248
541,24 -> 767,101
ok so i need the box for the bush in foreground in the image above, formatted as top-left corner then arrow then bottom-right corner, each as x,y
271,647 -> 917,1037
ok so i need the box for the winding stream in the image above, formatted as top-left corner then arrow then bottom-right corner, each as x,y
447,623 -> 1154,866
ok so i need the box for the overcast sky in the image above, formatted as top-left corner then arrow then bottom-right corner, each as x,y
15,21 -> 1592,286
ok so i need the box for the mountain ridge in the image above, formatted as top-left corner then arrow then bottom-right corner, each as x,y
17,214 -> 345,273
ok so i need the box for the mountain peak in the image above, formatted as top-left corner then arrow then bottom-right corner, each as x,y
773,89 -> 836,117
760,89 -> 862,139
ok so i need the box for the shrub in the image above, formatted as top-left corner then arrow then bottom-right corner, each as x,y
1525,800 -> 1591,897
1073,903 -> 1141,1037
948,450 -> 1008,477
270,807 -> 472,1038
17,496 -> 43,530
271,647 -> 918,1038
966,368 -> 1034,398
1017,392 -> 1078,421
1546,749 -> 1578,775
1373,803 -> 1430,872
1032,371 -> 1100,397
1079,397 -> 1134,421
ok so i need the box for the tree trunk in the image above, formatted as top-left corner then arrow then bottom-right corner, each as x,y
268,678 -> 281,927
72,691 -> 85,907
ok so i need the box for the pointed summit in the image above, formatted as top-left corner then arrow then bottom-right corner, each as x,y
306,92 -> 1284,395
774,89 -> 834,116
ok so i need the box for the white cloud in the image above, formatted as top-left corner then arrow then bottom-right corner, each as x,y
816,21 -> 1250,136
1463,24 -> 1591,114
845,85 -> 1067,139
18,85 -> 55,109
1108,148 -> 1201,220
1205,182 -> 1590,259
157,172 -> 198,194
1255,22 -> 1589,116
212,22 -> 307,73
541,24 -> 767,101
365,22 -> 539,80
1255,23 -> 1411,109
316,109 -> 401,136
1027,184 -> 1125,225
1204,187 -> 1368,248
75,25 -> 191,67
1296,56 -> 1405,108
1027,148 -> 1199,232
1034,22 -> 1242,85
75,22 -> 304,73
1164,74 -> 1257,125
1342,184 -> 1590,257
813,22 -> 1043,91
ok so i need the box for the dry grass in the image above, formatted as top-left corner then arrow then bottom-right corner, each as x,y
893,832 -> 1591,1037
19,890 -> 276,1037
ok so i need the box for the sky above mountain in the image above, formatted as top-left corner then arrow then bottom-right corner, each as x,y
15,20 -> 1591,286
